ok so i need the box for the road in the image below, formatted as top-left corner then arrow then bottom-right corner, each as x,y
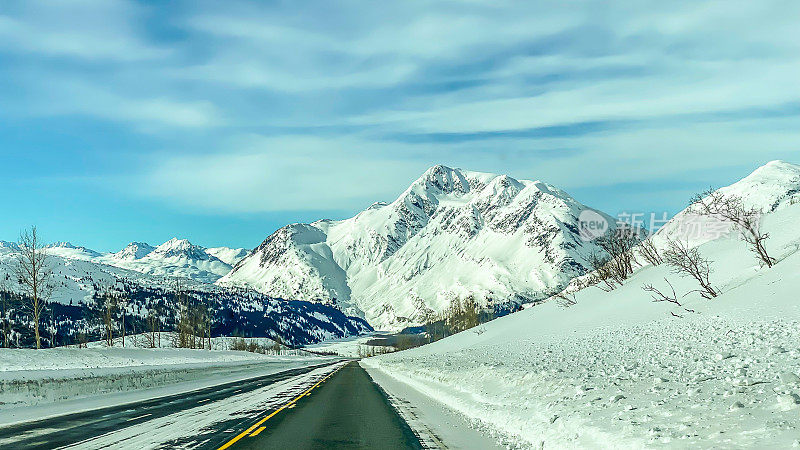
219,361 -> 422,450
0,360 -> 423,449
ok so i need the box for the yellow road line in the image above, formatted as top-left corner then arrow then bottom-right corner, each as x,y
126,413 -> 152,422
249,427 -> 266,437
216,363 -> 347,450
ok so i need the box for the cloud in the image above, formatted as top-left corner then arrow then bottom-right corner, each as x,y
1,0 -> 799,219
138,135 -> 432,213
1,76 -> 221,129
0,0 -> 166,61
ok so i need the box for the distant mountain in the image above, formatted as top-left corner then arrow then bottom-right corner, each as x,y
45,242 -> 103,260
28,238 -> 248,284
110,242 -> 156,260
97,238 -> 232,283
218,165 -> 615,329
0,244 -> 371,347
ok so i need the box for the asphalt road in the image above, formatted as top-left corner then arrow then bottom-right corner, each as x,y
0,361 -> 423,450
218,361 -> 422,450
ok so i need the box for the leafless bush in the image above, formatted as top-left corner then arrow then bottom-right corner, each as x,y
663,240 -> 719,299
588,225 -> 642,290
642,278 -> 695,316
554,291 -> 577,308
690,189 -> 775,268
637,238 -> 663,266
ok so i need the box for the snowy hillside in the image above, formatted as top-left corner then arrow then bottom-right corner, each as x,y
363,161 -> 800,448
655,160 -> 800,248
219,165 -> 614,329
206,246 -> 249,266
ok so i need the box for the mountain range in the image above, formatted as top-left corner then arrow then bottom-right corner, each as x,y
26,238 -> 250,284
4,161 -> 798,333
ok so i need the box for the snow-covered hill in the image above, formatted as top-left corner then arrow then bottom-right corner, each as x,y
219,165 -> 615,329
655,160 -> 800,248
364,160 -> 800,448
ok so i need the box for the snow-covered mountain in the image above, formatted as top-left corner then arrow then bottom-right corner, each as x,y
27,238 -> 248,284
218,165 -> 615,329
206,246 -> 250,266
110,241 -> 156,260
98,238 -> 233,283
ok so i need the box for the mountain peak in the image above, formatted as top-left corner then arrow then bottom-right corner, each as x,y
112,241 -> 155,260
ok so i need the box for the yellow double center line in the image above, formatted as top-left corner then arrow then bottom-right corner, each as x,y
217,362 -> 347,450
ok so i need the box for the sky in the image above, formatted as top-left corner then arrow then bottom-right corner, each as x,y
0,0 -> 798,252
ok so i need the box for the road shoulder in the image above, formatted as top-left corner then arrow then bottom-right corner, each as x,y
362,361 -> 505,450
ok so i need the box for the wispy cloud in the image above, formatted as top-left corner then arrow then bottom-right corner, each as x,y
1,0 -> 798,218
138,135 -> 431,213
0,0 -> 166,61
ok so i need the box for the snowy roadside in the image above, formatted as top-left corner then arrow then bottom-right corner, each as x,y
364,204 -> 800,448
0,346 -> 336,426
362,362 -> 507,449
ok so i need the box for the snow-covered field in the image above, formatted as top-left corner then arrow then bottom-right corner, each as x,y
364,162 -> 800,448
0,344 -> 333,424
304,332 -> 391,356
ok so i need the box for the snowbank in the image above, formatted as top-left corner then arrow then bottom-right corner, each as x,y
364,198 -> 800,448
0,345 -> 331,417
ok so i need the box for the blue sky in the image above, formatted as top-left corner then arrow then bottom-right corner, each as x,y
1,0 -> 798,251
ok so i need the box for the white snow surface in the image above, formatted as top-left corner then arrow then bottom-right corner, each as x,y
363,161 -> 800,449
0,344 -> 335,422
0,345 -> 282,373
219,165 -> 614,330
304,332 -> 388,357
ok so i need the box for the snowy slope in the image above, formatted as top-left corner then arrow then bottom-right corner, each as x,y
655,160 -> 800,248
219,165 -> 613,329
364,161 -> 800,448
206,246 -> 249,266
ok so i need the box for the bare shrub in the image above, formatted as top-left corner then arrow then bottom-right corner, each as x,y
642,278 -> 695,316
588,224 -> 642,291
690,189 -> 775,268
663,240 -> 719,299
554,291 -> 577,308
637,238 -> 663,266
